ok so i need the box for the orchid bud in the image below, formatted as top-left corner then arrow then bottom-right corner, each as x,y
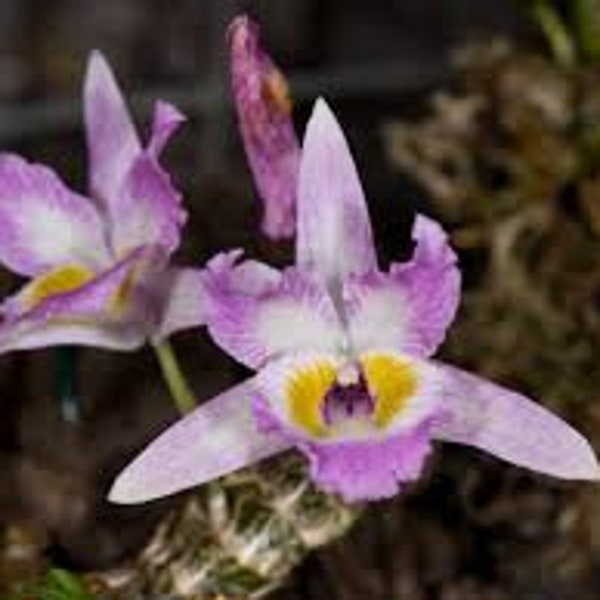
228,15 -> 300,240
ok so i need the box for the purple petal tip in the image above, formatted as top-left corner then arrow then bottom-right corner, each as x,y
227,14 -> 255,45
435,363 -> 600,483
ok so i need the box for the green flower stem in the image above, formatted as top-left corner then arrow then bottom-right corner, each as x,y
532,0 -> 577,68
153,340 -> 196,415
573,0 -> 600,62
55,346 -> 82,424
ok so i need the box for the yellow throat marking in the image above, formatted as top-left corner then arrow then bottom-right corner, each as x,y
286,360 -> 337,437
361,353 -> 418,429
25,264 -> 95,308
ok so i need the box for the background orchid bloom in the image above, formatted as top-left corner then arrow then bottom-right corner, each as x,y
0,51 -> 204,353
229,14 -> 300,240
110,99 -> 599,505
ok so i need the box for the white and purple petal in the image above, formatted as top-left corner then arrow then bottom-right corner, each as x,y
303,424 -> 434,502
84,50 -> 142,212
109,379 -> 291,504
296,99 -> 377,287
111,154 -> 186,255
344,271 -> 423,356
204,255 -> 344,369
344,215 -> 460,358
204,249 -> 282,295
0,246 -> 167,353
147,100 -> 186,158
229,15 -> 300,240
0,154 -> 110,276
434,363 -> 600,480
390,215 -> 461,354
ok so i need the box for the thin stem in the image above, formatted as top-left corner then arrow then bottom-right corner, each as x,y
572,0 -> 600,63
55,346 -> 82,424
152,340 -> 196,415
532,0 -> 577,69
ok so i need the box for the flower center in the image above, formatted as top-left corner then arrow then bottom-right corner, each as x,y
285,352 -> 418,439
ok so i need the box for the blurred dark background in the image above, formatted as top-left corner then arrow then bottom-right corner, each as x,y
4,2 -> 600,600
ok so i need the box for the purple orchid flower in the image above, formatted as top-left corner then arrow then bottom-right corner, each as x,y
109,99 -> 599,505
229,15 -> 300,240
0,51 -> 204,353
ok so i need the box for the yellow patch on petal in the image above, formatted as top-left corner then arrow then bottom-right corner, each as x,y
361,353 -> 418,429
109,266 -> 137,315
286,360 -> 337,437
263,69 -> 293,115
24,264 -> 95,308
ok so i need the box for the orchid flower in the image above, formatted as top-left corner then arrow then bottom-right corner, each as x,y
110,99 -> 599,505
0,51 -> 204,355
229,15 -> 300,240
